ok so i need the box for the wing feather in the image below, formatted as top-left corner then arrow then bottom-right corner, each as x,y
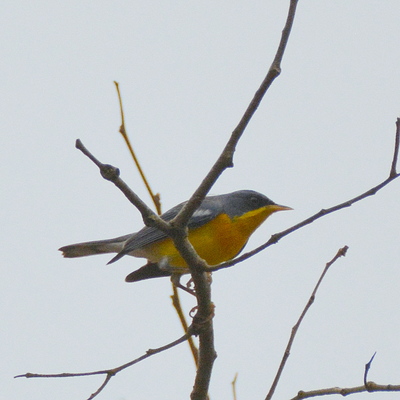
113,197 -> 223,260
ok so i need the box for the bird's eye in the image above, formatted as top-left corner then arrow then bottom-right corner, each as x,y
250,196 -> 260,206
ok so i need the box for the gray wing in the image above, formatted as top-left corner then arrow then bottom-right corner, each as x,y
107,197 -> 223,264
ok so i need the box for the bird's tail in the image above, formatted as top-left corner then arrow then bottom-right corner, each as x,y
59,234 -> 133,258
125,262 -> 172,282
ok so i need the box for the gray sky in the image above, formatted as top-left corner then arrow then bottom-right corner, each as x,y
2,1 -> 400,399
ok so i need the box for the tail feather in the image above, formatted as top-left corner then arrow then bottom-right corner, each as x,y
59,234 -> 133,258
125,262 -> 172,282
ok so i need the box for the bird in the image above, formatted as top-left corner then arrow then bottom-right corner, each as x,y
59,190 -> 291,283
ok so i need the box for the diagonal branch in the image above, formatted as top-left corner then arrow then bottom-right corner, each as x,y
173,0 -> 300,229
75,139 -> 169,232
15,332 -> 192,400
114,81 -> 162,214
210,118 -> 400,274
265,246 -> 349,400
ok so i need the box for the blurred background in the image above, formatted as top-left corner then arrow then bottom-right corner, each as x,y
2,1 -> 400,399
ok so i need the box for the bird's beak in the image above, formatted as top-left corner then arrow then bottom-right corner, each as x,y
270,204 -> 293,212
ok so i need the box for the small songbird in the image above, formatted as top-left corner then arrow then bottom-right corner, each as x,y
59,190 -> 291,283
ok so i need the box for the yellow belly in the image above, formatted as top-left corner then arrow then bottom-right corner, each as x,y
140,206 -> 273,267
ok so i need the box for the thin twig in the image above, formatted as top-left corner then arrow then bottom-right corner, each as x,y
265,246 -> 349,400
291,382 -> 400,400
390,118 -> 400,177
113,83 -> 199,368
88,374 -> 113,400
114,81 -> 162,214
212,177 -> 397,273
232,373 -> 238,400
171,285 -> 199,368
210,120 -> 400,274
75,139 -> 165,230
364,352 -> 377,389
15,332 -> 192,400
172,0 -> 300,230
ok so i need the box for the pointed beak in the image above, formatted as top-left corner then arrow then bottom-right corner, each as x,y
270,204 -> 293,212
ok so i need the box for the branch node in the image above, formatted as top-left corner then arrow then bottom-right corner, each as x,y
296,390 -> 306,399
338,245 -> 349,257
340,387 -> 351,395
269,233 -> 280,244
191,303 -> 215,335
269,65 -> 281,77
100,164 -> 120,182
223,151 -> 234,168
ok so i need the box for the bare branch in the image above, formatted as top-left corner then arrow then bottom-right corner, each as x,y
210,120 -> 400,274
88,374 -> 113,400
364,352 -> 377,389
113,82 -> 199,367
188,4 -> 300,397
113,81 -> 162,214
265,246 -> 349,400
291,382 -> 400,400
75,139 -> 168,232
171,286 -> 199,368
173,0 -> 300,229
72,2 -> 301,398
232,373 -> 239,400
74,2 -> 301,397
74,138 -> 215,398
390,118 -> 400,177
15,332 -> 191,400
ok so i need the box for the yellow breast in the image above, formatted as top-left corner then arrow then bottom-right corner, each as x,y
140,206 -> 273,268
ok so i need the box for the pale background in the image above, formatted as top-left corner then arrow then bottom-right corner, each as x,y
2,1 -> 400,399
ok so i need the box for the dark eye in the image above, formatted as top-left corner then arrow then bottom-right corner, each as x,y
250,196 -> 260,206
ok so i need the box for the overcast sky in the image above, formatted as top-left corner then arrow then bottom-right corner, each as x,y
2,1 -> 400,399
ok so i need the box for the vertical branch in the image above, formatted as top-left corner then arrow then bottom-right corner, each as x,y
190,279 -> 216,400
364,352 -> 377,389
232,373 -> 239,400
390,118 -> 400,177
171,285 -> 199,368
